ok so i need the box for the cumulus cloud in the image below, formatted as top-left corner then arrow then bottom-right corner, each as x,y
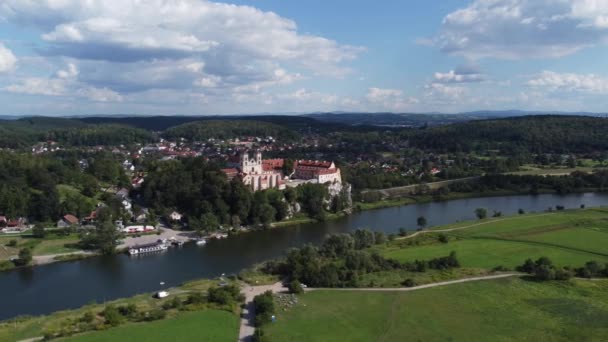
0,0 -> 362,110
527,70 -> 608,94
0,0 -> 362,68
4,62 -> 123,102
434,0 -> 608,59
433,69 -> 485,83
0,43 -> 17,72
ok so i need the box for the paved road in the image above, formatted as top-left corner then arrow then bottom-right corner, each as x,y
239,282 -> 287,342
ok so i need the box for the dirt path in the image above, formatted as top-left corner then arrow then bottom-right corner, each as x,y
310,273 -> 521,292
397,212 -> 554,241
33,251 -> 95,265
239,282 -> 287,342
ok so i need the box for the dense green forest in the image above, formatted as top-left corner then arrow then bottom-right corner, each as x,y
0,117 -> 154,148
0,151 -> 129,222
162,120 -> 300,141
407,115 -> 608,154
449,171 -> 608,194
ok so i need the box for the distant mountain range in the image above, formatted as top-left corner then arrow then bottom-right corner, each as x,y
1,111 -> 607,128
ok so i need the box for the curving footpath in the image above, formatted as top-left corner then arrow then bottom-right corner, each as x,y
309,273 -> 521,292
237,273 -> 522,341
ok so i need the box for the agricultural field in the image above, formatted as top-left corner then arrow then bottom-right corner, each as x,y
64,310 -> 239,342
376,208 -> 608,271
264,277 -> 608,341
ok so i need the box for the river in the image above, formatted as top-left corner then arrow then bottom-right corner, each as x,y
1,192 -> 607,320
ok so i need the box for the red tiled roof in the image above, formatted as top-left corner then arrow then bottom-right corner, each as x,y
63,214 -> 79,225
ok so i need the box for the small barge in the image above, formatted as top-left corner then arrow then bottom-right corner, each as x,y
128,242 -> 168,255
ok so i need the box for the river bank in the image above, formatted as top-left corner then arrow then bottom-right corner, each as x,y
1,192 -> 607,321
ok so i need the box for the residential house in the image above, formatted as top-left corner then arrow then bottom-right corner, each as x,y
57,214 -> 79,228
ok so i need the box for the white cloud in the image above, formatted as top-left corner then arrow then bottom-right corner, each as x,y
56,63 -> 79,79
0,43 -> 17,72
0,0 -> 362,70
0,0 -> 361,109
4,63 -> 122,102
527,70 -> 608,94
5,78 -> 68,96
433,70 -> 485,83
435,0 -> 608,59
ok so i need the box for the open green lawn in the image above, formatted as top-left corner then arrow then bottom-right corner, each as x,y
63,310 -> 239,342
0,233 -> 81,260
508,165 -> 607,176
377,208 -> 608,271
0,278 -> 233,342
264,278 -> 608,341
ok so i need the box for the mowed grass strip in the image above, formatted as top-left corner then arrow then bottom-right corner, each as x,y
264,278 -> 608,342
63,310 -> 239,342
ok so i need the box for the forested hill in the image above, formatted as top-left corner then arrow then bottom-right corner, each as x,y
0,117 -> 154,148
163,120 -> 300,141
408,115 -> 608,154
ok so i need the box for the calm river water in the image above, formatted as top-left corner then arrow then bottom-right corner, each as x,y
1,192 -> 607,320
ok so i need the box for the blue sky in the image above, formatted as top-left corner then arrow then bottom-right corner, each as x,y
1,0 -> 608,115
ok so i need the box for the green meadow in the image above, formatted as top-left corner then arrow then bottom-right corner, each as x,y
63,310 -> 239,342
377,208 -> 608,270
264,278 -> 608,341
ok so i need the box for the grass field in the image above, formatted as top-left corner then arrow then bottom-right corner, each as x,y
0,233 -> 81,260
375,208 -> 608,271
0,278 -> 232,342
264,277 -> 608,341
63,310 -> 239,342
508,164 -> 607,176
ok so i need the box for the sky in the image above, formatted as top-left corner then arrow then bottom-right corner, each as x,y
1,0 -> 608,116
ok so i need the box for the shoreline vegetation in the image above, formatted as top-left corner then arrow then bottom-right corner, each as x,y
1,188 -> 605,272
4,207 -> 608,341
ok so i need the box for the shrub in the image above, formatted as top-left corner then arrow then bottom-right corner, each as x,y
81,311 -> 95,323
401,278 -> 416,287
253,291 -> 275,327
437,234 -> 448,244
117,304 -> 138,319
14,248 -> 32,266
517,257 -> 572,281
102,305 -> 123,326
186,292 -> 206,305
208,285 -> 243,305
475,208 -> 487,219
144,308 -> 166,321
7,239 -> 17,247
288,280 -> 304,294
162,296 -> 183,310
